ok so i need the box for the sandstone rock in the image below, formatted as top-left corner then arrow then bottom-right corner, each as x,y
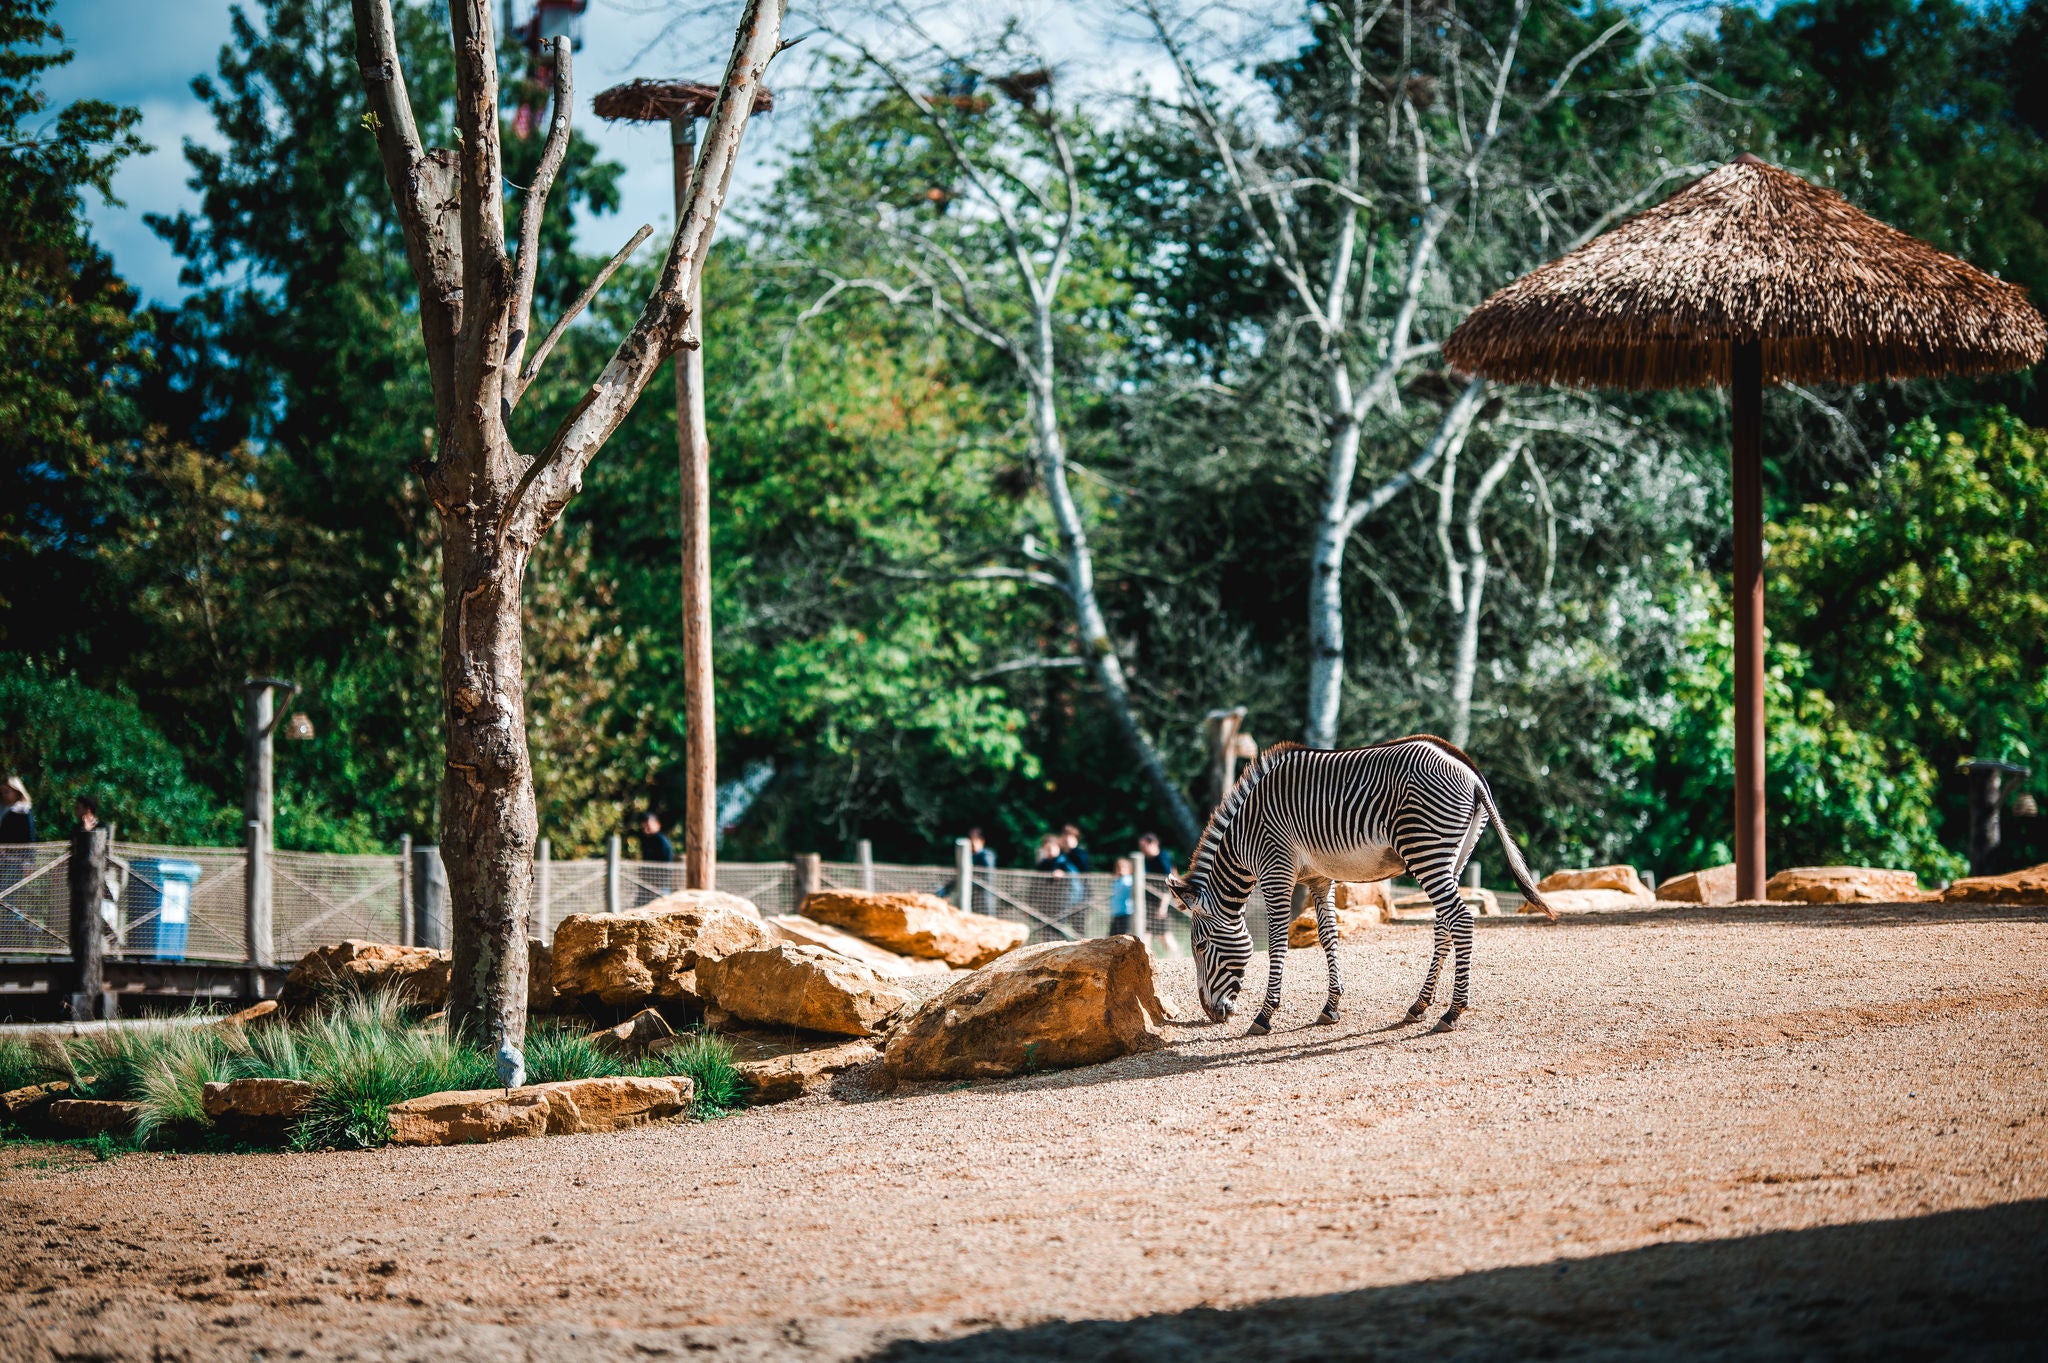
1335,879 -> 1395,921
800,890 -> 1026,968
201,1078 -> 315,1121
1539,888 -> 1657,914
1536,865 -> 1653,901
549,902 -> 771,1007
528,939 -> 554,1011
735,1039 -> 881,1105
1287,901 -> 1376,948
1392,887 -> 1501,919
884,937 -> 1167,1082
222,999 -> 279,1028
280,940 -> 451,1013
1766,866 -> 1921,904
594,1007 -> 675,1059
767,914 -> 956,978
47,1099 -> 141,1137
628,888 -> 762,921
1940,863 -> 2048,905
386,1075 -> 694,1146
0,1080 -> 73,1123
695,945 -> 910,1038
1658,865 -> 1737,905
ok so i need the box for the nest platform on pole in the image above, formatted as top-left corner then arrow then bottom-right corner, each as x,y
1445,155 -> 2045,901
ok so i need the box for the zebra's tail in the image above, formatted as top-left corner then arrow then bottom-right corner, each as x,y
1474,779 -> 1555,921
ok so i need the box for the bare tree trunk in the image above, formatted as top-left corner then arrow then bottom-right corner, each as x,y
1446,441 -> 1523,749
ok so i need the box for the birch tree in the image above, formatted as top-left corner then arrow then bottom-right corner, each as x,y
347,0 -> 784,1045
1139,0 -> 1692,749
795,10 -> 1205,846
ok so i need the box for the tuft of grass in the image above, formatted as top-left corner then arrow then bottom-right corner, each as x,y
133,1026 -> 237,1145
287,991 -> 494,1150
0,1037 -> 63,1094
524,1018 -> 626,1085
642,1030 -> 742,1116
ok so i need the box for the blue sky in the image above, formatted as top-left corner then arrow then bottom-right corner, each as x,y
43,0 -> 785,305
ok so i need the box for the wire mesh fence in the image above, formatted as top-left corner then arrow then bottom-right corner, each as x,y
0,842 -> 71,955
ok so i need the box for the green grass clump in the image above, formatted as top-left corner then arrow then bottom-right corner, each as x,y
643,1030 -> 742,1116
133,1026 -> 237,1144
0,1036 -> 63,1094
524,1017 -> 628,1084
287,992 -> 493,1150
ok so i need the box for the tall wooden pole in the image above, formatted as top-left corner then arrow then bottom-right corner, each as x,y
672,113 -> 717,891
1731,341 -> 1766,902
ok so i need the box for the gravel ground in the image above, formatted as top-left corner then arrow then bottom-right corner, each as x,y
4,902 -> 2046,1361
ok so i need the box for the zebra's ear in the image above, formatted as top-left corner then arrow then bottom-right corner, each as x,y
1164,875 -> 1207,917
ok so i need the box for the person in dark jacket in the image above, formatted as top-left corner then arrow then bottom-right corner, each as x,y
637,811 -> 675,864
1137,831 -> 1175,936
0,777 -> 34,844
1058,823 -> 1091,874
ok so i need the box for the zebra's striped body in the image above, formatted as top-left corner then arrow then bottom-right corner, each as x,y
1165,737 -> 1553,1033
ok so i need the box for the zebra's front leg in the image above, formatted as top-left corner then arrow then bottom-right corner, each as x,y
1245,869 -> 1298,1036
1310,878 -> 1343,1024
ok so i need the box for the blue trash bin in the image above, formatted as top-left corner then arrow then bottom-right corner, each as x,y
130,858 -> 200,960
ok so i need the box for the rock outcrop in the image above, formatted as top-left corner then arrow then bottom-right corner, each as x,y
593,1008 -> 675,1059
1765,866 -> 1921,903
628,888 -> 763,921
0,1080 -> 74,1127
1537,865 -> 1654,900
1394,887 -> 1501,919
799,890 -> 1026,969
767,914 -> 955,978
1538,889 -> 1655,913
46,1099 -> 141,1137
1287,898 -> 1377,947
695,945 -> 910,1037
386,1075 -> 694,1146
201,1078 -> 314,1121
280,940 -> 451,1013
1940,863 -> 2048,905
549,901 -> 771,1007
884,937 -> 1168,1082
1658,865 -> 1737,905
735,1039 -> 880,1105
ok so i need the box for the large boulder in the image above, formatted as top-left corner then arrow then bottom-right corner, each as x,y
201,1078 -> 314,1121
1393,887 -> 1501,919
281,940 -> 451,1013
47,1099 -> 141,1138
1940,863 -> 2048,905
800,890 -> 1026,968
549,900 -> 771,1007
1336,879 -> 1395,920
1658,865 -> 1737,905
735,1039 -> 881,1105
884,937 -> 1168,1082
628,887 -> 763,921
1766,866 -> 1921,903
695,944 -> 910,1038
767,914 -> 956,978
1539,889 -> 1655,914
1287,893 -> 1378,948
593,1007 -> 675,1059
387,1075 -> 694,1146
1537,865 -> 1654,900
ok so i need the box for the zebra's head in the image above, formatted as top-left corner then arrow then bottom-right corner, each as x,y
1166,875 -> 1250,1022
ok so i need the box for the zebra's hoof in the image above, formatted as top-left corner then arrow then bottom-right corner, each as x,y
1405,1001 -> 1429,1021
1245,1014 -> 1273,1037
1433,1006 -> 1464,1031
1315,1004 -> 1340,1025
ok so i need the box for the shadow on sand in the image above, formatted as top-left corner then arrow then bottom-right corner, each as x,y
863,1200 -> 2048,1361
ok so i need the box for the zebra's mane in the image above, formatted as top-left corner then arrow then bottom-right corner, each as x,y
1189,741 -> 1305,885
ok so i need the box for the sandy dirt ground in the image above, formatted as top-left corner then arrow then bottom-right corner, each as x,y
4,902 -> 2046,1361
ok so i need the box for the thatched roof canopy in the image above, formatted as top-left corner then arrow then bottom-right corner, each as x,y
593,78 -> 774,124
1442,156 -> 2046,390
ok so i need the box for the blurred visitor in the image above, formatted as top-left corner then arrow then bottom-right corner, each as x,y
1138,831 -> 1175,879
637,811 -> 674,863
74,794 -> 100,833
964,826 -> 997,913
1034,834 -> 1071,874
0,776 -> 33,844
1059,823 -> 1091,873
1109,856 -> 1135,936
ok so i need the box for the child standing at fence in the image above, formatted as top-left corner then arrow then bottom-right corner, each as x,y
1109,856 -> 1135,936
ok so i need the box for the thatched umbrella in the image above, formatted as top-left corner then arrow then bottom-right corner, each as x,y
593,78 -> 774,892
1444,155 -> 2045,900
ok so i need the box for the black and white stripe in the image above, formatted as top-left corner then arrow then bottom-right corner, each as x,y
1166,737 -> 1554,1034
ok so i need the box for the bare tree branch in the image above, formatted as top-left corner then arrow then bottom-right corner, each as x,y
508,222 -> 654,408
505,38 -> 574,388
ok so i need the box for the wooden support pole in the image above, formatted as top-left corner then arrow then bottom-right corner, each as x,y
1731,340 -> 1767,902
606,833 -> 623,915
856,838 -> 874,892
399,833 -> 414,946
1130,847 -> 1147,949
672,112 -> 717,893
954,838 -> 973,914
536,837 -> 552,942
68,826 -> 109,1021
794,852 -> 822,909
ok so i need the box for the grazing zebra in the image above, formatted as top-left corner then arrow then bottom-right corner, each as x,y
1164,737 -> 1554,1034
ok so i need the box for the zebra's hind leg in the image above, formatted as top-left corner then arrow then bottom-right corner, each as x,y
1408,922 -> 1450,1020
1310,877 -> 1343,1024
1245,864 -> 1298,1036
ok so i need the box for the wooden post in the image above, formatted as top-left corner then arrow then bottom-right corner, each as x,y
242,679 -> 291,969
398,834 -> 414,946
794,853 -> 822,911
1731,340 -> 1767,902
954,838 -> 973,914
1965,761 -> 2030,876
536,837 -> 553,942
68,826 -> 109,1021
413,844 -> 447,950
856,838 -> 874,892
1130,847 -> 1147,949
606,833 -> 622,915
672,112 -> 718,894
